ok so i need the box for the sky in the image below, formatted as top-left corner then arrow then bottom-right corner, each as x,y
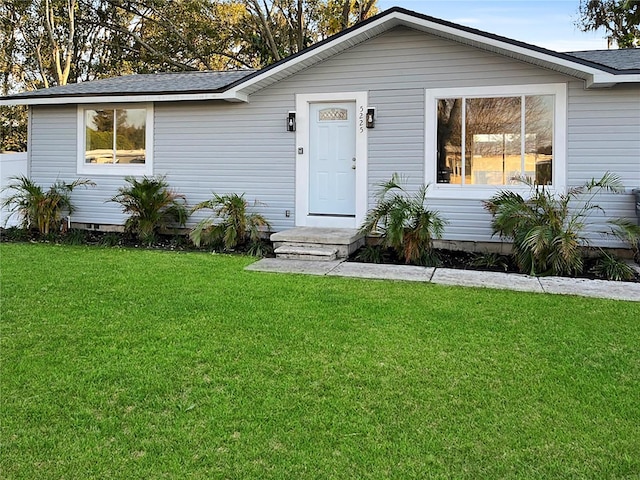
375,0 -> 610,52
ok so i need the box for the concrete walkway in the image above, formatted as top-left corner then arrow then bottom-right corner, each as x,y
246,258 -> 640,302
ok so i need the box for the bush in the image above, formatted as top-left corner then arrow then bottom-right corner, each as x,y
591,252 -> 636,281
62,228 -> 87,245
98,232 -> 122,247
1,176 -> 95,235
607,218 -> 640,263
484,172 -> 624,276
109,176 -> 188,244
359,174 -> 446,265
355,245 -> 385,264
470,252 -> 511,272
246,239 -> 273,257
189,193 -> 271,253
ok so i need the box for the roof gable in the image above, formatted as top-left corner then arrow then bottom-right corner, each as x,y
228,7 -> 640,97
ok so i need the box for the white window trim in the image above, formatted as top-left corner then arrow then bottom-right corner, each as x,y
425,83 -> 567,199
77,103 -> 153,176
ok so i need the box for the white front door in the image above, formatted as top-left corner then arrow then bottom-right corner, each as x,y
308,102 -> 356,216
295,92 -> 368,228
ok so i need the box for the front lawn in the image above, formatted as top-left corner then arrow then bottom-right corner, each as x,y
1,243 -> 639,479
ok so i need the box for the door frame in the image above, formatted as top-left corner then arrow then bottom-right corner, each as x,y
295,91 -> 368,228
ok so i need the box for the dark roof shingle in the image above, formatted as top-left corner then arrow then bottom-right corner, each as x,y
566,49 -> 640,71
7,69 -> 256,99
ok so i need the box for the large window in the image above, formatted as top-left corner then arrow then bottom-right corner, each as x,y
78,104 -> 153,175
426,84 -> 566,198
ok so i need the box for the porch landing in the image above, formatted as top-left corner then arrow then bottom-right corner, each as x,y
271,227 -> 365,261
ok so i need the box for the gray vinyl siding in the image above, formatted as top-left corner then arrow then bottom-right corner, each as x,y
30,105 -> 76,181
367,88 -> 425,200
565,82 -> 640,245
28,26 -> 640,246
567,82 -> 640,183
154,100 -> 295,227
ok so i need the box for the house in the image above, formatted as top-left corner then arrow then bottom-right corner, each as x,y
2,7 -> 639,253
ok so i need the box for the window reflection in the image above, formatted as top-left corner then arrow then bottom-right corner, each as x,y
437,95 -> 553,186
526,95 -> 553,185
466,97 -> 521,185
85,108 -> 146,165
437,99 -> 461,184
85,109 -> 114,164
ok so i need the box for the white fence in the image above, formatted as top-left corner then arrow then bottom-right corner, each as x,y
1,152 -> 28,227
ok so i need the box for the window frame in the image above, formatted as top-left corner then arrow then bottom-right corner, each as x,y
77,103 -> 153,176
425,83 -> 566,199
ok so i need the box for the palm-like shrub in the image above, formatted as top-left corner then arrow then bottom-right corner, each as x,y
359,174 -> 446,265
1,176 -> 95,234
607,218 -> 640,263
109,176 -> 188,244
483,173 -> 624,276
189,193 -> 271,252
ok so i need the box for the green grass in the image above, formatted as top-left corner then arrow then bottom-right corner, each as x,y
1,243 -> 639,479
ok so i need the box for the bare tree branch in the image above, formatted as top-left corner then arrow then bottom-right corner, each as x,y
248,0 -> 281,61
98,20 -> 200,70
34,40 -> 50,88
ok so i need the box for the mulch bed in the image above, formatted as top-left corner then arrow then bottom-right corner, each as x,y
347,245 -> 640,283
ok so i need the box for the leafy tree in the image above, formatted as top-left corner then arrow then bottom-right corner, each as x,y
244,0 -> 377,64
2,0 -> 377,93
0,106 -> 28,152
578,0 -> 640,48
321,0 -> 377,33
2,0 -> 247,93
87,0 -> 254,71
2,0 -> 82,90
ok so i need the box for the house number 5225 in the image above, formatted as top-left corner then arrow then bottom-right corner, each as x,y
359,106 -> 364,133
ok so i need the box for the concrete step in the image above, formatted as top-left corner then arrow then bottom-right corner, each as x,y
274,244 -> 339,261
271,227 -> 365,260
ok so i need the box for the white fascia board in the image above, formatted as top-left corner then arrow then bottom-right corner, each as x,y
0,90 -> 248,106
586,72 -> 640,88
392,12 -> 619,85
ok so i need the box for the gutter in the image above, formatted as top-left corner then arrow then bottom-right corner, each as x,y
0,90 -> 249,106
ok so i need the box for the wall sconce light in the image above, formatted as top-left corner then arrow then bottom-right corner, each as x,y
366,107 -> 375,128
287,111 -> 296,132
